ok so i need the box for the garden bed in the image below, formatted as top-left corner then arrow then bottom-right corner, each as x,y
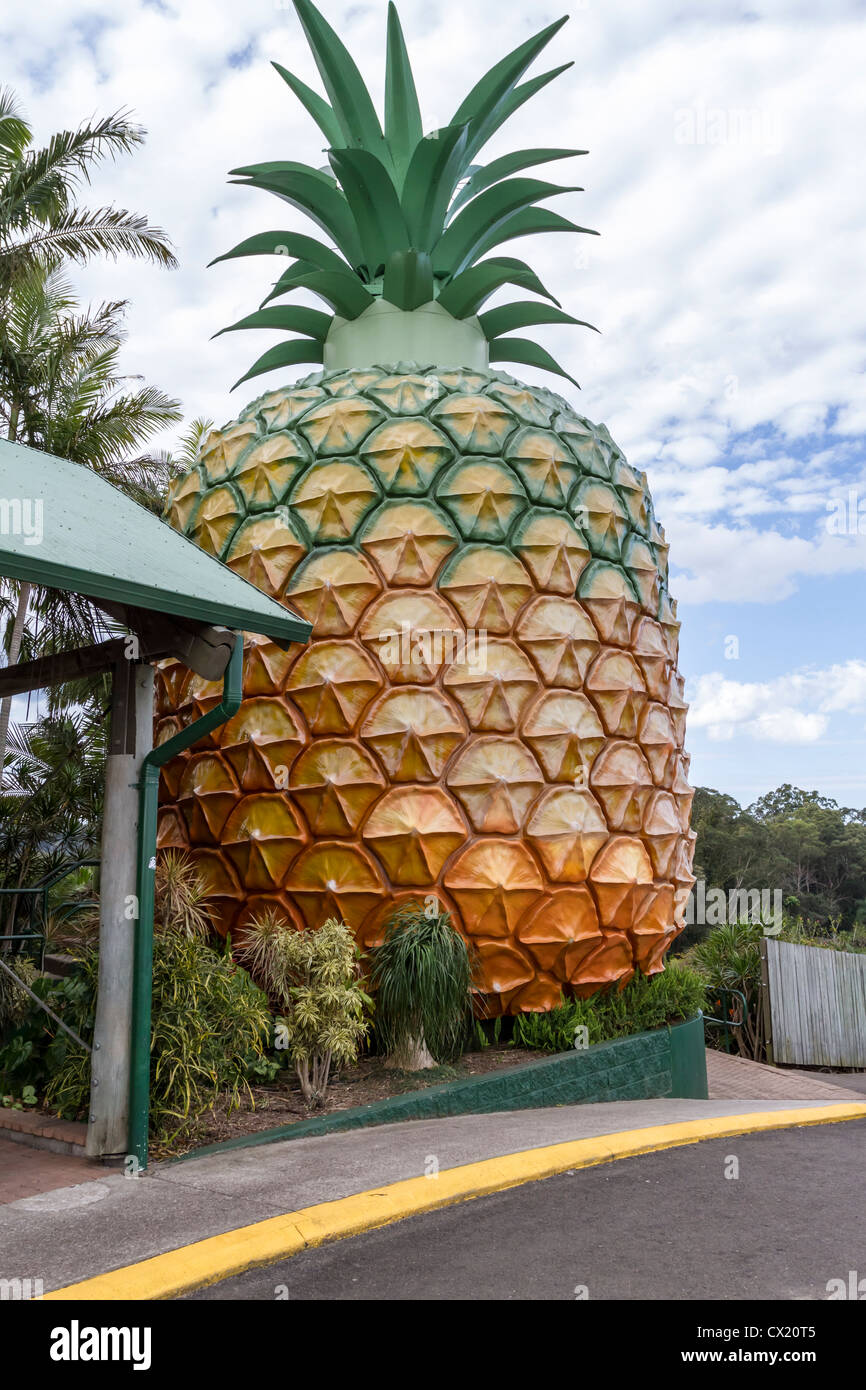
163,1045 -> 547,1156
168,1014 -> 708,1162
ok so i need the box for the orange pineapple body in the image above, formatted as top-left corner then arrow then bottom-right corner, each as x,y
158,363 -> 695,1013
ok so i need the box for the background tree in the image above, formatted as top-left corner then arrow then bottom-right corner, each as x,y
0,275 -> 180,770
0,279 -> 180,929
690,783 -> 866,937
0,88 -> 175,296
0,87 -> 176,770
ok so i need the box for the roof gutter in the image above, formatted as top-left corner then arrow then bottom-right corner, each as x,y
128,634 -> 244,1171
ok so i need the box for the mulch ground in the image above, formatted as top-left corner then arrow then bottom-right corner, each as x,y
169,1046 -> 547,1155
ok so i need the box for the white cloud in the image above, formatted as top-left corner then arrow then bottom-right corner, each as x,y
2,0 -> 864,612
688,660 -> 866,742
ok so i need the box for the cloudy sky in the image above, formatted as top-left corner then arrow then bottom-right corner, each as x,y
5,0 -> 865,808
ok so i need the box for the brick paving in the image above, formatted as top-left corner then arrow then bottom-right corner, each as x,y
0,1137 -> 97,1204
706,1048 -> 866,1102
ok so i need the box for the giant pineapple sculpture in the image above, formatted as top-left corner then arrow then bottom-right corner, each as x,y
158,0 -> 695,1013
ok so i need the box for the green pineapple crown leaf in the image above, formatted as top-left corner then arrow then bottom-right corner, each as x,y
211,0 -> 599,391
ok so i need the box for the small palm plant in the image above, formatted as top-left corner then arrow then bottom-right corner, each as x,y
369,904 -> 476,1070
240,914 -> 370,1106
691,922 -> 765,1061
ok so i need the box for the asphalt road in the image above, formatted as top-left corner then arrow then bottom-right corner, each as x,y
188,1120 -> 866,1301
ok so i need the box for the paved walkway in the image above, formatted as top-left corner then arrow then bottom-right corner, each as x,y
706,1050 -> 866,1101
2,1049 -> 862,1212
0,1137 -> 95,1204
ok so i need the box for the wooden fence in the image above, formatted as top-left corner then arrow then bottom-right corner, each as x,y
763,937 -> 866,1067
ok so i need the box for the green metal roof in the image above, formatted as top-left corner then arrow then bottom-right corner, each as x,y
0,439 -> 312,644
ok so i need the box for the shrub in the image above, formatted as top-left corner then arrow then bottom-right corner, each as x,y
240,913 -> 370,1106
511,963 -> 707,1053
0,966 -> 92,1101
511,996 -> 595,1052
0,954 -> 38,1037
0,853 -> 274,1141
688,921 -> 767,1060
369,904 -> 475,1069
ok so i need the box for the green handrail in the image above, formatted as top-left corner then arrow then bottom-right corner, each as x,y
127,637 -> 244,1171
703,988 -> 747,1053
0,857 -> 100,965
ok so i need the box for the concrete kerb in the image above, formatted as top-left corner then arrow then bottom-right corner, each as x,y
43,1101 -> 866,1302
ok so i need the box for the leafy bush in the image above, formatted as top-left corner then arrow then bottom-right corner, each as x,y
0,954 -> 38,1036
511,996 -> 595,1052
0,966 -> 93,1101
240,913 -> 370,1106
0,853 -> 274,1141
686,921 -> 768,1060
369,904 -> 475,1069
511,963 -> 707,1053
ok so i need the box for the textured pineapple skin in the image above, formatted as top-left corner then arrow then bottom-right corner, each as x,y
157,364 -> 695,1014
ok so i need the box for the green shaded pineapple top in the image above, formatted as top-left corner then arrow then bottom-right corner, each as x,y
212,1 -> 597,391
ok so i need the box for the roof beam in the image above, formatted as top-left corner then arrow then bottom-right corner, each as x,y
0,620 -> 239,699
0,638 -> 128,699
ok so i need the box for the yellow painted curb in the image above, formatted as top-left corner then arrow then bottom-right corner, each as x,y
43,1101 -> 866,1301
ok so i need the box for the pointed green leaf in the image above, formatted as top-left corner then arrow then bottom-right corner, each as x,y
468,62 -> 574,164
232,338 -> 324,392
292,0 -> 393,173
433,177 -> 577,276
479,300 -> 597,339
436,256 -> 559,318
328,148 -> 408,269
229,165 -> 364,267
382,250 -> 434,310
271,61 -> 344,148
451,16 -> 568,158
214,305 -> 333,342
385,2 -> 423,185
209,231 -> 350,273
401,124 -> 472,250
280,269 -> 375,318
487,335 -> 580,388
231,160 -> 338,187
261,261 -> 323,307
450,148 -> 585,216
471,205 -> 598,264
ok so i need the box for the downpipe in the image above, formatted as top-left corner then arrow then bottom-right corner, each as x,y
128,636 -> 244,1171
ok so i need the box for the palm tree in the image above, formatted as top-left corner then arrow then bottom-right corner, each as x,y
0,701 -> 108,942
0,274 -> 181,766
0,87 -> 178,768
0,88 -> 176,295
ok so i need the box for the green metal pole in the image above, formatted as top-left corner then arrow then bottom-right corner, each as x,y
128,636 -> 244,1171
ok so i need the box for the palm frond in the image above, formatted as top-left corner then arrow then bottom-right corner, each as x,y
1,206 -> 177,276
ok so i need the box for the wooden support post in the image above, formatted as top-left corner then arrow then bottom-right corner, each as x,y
86,662 -> 154,1160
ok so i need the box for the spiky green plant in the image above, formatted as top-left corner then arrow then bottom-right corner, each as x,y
212,0 -> 596,391
369,903 -> 475,1068
239,913 -> 370,1105
690,922 -> 766,1060
2,856 -> 272,1141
